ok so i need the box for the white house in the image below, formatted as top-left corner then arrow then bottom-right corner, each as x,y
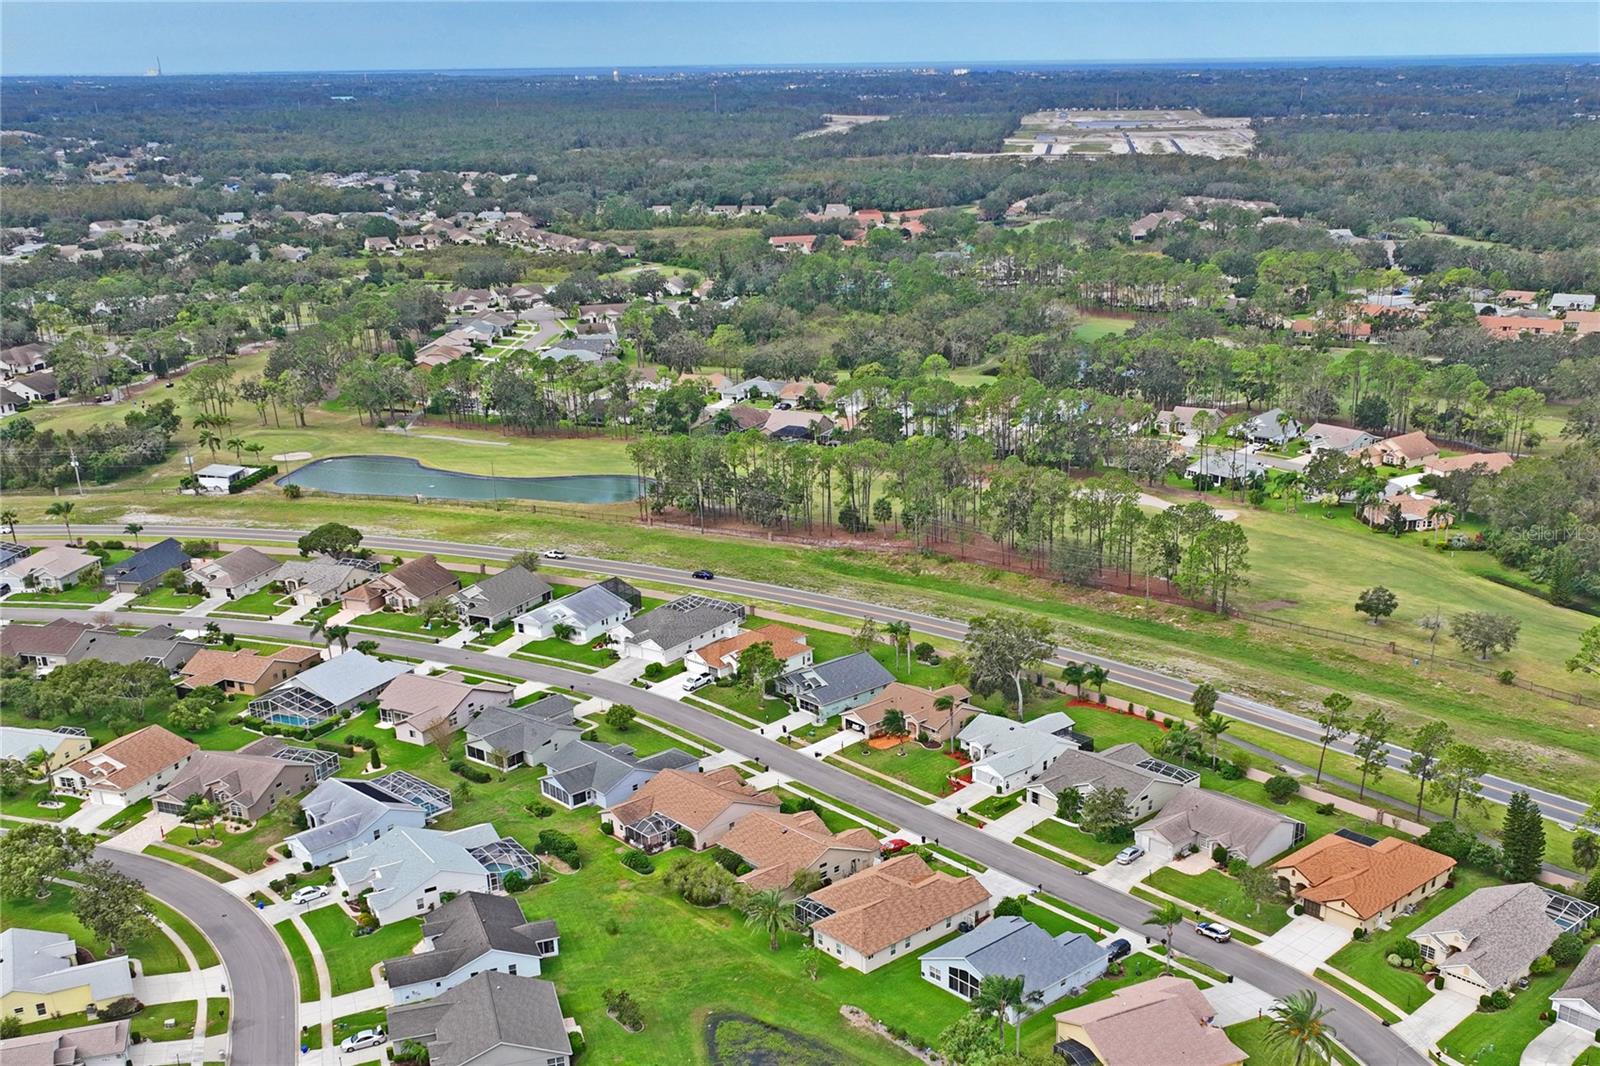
385,891 -> 560,1005
333,824 -> 538,926
607,594 -> 745,664
1552,947 -> 1600,1033
958,712 -> 1081,795
798,854 -> 991,974
193,463 -> 259,494
1134,788 -> 1304,867
51,725 -> 197,810
921,917 -> 1107,1014
514,580 -> 637,643
284,777 -> 429,868
0,545 -> 99,593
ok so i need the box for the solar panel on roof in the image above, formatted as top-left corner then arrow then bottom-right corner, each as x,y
1334,827 -> 1380,847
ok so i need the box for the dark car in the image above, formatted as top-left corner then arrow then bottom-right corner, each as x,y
691,569 -> 715,580
1104,938 -> 1132,963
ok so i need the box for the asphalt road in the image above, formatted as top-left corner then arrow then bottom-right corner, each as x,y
98,847 -> 296,1066
19,606 -> 1423,1066
20,521 -> 1589,828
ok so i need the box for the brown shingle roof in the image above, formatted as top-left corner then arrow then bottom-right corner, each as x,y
848,683 -> 972,731
719,810 -> 878,890
0,618 -> 100,659
607,767 -> 778,833
377,554 -> 459,600
64,725 -> 196,793
1054,976 -> 1243,1066
692,625 -> 808,670
806,853 -> 990,958
180,646 -> 321,688
1275,835 -> 1456,920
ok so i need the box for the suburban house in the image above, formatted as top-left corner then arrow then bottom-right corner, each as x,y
52,725 -> 197,809
718,809 -> 880,890
193,463 -> 260,494
1239,408 -> 1303,445
1184,452 -> 1270,488
775,651 -> 896,723
796,853 -> 992,974
381,671 -> 514,746
0,725 -> 93,772
959,712 -> 1081,794
0,928 -> 135,1023
387,972 -> 573,1066
151,748 -> 315,822
1363,431 -> 1439,468
1551,947 -> 1600,1033
684,623 -> 813,680
1361,493 -> 1453,533
768,234 -> 818,253
1026,743 -> 1199,820
513,579 -> 638,643
0,1019 -> 131,1066
841,683 -> 979,745
62,629 -> 202,673
178,645 -> 322,697
0,545 -> 99,592
462,696 -> 585,771
1410,884 -> 1594,996
605,766 -> 780,852
718,376 -> 784,402
1551,292 -> 1597,312
187,547 -> 279,598
1478,314 -> 1566,338
1133,788 -> 1304,866
273,559 -> 371,607
452,566 -> 551,630
385,892 -> 560,1005
608,594 -> 746,664
247,650 -> 412,727
0,618 -> 101,671
9,370 -> 59,402
341,554 -> 459,612
1053,976 -> 1245,1066
762,409 -> 834,441
1156,405 -> 1224,436
284,778 -> 429,867
922,917 -> 1108,1014
539,740 -> 698,809
1273,833 -> 1457,932
333,823 -> 538,926
102,537 -> 190,594
1423,452 -> 1516,477
1305,422 -> 1380,454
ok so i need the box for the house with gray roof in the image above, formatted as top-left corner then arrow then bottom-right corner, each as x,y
188,547 -> 279,598
151,748 -> 315,822
1411,883 -> 1590,996
0,545 -> 99,593
284,777 -> 429,867
921,916 -> 1108,1014
1026,743 -> 1199,821
539,740 -> 699,809
608,594 -> 746,665
387,972 -> 573,1066
1552,946 -> 1600,1032
1305,422 -> 1380,454
386,891 -> 560,1004
63,629 -> 202,673
383,671 -> 513,746
959,712 -> 1080,795
333,823 -> 537,926
0,619 -> 101,671
247,650 -> 411,727
274,559 -> 370,607
1134,787 -> 1303,867
514,581 -> 635,643
0,928 -> 134,1018
1239,408 -> 1303,446
0,1019 -> 131,1066
452,566 -> 551,630
462,696 -> 584,772
776,651 -> 895,723
102,537 -> 189,594
1184,451 -> 1270,488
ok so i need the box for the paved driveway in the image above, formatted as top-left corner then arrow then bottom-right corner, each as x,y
1256,915 -> 1351,974
1391,987 -> 1477,1053
1204,978 -> 1279,1026
1089,850 -> 1165,891
1521,1021 -> 1596,1066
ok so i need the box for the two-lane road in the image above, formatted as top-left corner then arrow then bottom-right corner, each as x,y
11,605 -> 1424,1065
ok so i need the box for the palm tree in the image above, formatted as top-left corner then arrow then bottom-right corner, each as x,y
972,974 -> 1021,1042
1264,990 -> 1338,1066
1061,662 -> 1088,698
0,509 -> 17,540
1145,902 -> 1187,974
1084,664 -> 1109,701
198,429 -> 222,458
740,888 -> 794,951
933,694 -> 957,751
1199,713 -> 1233,765
1159,722 -> 1203,766
123,522 -> 144,548
325,624 -> 351,652
244,442 -> 265,464
226,436 -> 247,460
45,501 -> 75,543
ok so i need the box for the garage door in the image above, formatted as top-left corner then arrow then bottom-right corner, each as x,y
1135,831 -> 1176,863
1557,1004 -> 1599,1027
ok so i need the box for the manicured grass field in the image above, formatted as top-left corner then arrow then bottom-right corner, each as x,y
333,1007 -> 389,1045
1440,965 -> 1573,1066
511,634 -> 618,666
141,843 -> 235,882
301,907 -> 422,997
180,803 -> 298,872
350,611 -> 460,639
204,997 -> 230,1037
97,798 -> 153,832
1144,866 -> 1294,935
212,587 -> 288,617
833,740 -> 964,797
0,783 -> 81,821
130,1000 -> 198,1042
580,714 -> 692,758
0,884 -> 187,976
149,897 -> 222,970
131,586 -> 204,610
1312,966 -> 1402,1024
696,682 -> 792,724
1225,1017 -> 1360,1066
273,918 -> 322,1003
1025,817 -> 1132,865
5,584 -> 111,607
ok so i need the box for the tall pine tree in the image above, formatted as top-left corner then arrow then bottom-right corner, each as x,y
1500,790 -> 1546,883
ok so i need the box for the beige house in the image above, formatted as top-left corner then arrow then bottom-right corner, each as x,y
840,683 -> 977,744
179,646 -> 322,697
797,853 -> 991,973
718,810 -> 879,890
342,554 -> 459,612
53,725 -> 197,809
604,767 -> 779,852
381,671 -> 514,745
1053,976 -> 1244,1066
0,726 -> 93,773
1410,883 -> 1579,996
1362,431 -> 1439,468
1274,834 -> 1456,932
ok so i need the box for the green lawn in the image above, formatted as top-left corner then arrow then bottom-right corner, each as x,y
1225,1017 -> 1360,1066
582,715 -> 692,758
1325,867 -> 1500,1014
333,1007 -> 389,1045
511,635 -> 618,667
131,1000 -> 197,1042
1440,964 -> 1574,1066
1025,817 -> 1134,865
212,587 -> 289,617
141,843 -> 236,882
970,792 -> 1023,821
1015,898 -> 1103,940
831,740 -> 965,797
696,682 -> 793,724
131,586 -> 204,610
467,622 -> 522,648
177,802 -> 299,872
0,884 -> 187,976
149,897 -> 222,970
5,584 -> 111,607
273,919 -> 321,1003
350,611 -> 460,639
1144,866 -> 1294,935
0,782 -> 81,821
98,798 -> 153,832
301,907 -> 422,997
204,997 -> 230,1037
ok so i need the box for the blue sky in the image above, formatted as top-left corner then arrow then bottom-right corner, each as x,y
3,2 -> 1596,76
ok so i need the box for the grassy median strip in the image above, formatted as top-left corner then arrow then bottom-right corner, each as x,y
204,997 -> 231,1038
140,844 -> 235,883
148,897 -> 221,970
273,919 -> 321,1003
1013,836 -> 1093,874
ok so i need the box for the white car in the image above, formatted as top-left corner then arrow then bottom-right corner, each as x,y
1114,845 -> 1145,865
542,549 -> 566,560
290,885 -> 329,905
682,673 -> 713,692
1195,922 -> 1233,943
339,1028 -> 385,1053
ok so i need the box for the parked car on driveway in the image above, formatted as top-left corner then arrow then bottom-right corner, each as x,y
290,885 -> 329,905
1103,938 -> 1132,962
1195,922 -> 1233,943
1114,845 -> 1145,865
339,1028 -> 385,1053
682,672 -> 713,692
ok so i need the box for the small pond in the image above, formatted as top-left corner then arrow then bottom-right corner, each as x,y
277,455 -> 644,504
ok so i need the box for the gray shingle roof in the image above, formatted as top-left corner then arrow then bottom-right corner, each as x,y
540,739 -> 696,796
464,702 -> 582,758
105,537 -> 190,586
64,630 -> 202,669
1557,946 -> 1600,1011
1141,788 -> 1299,857
286,778 -> 422,856
387,972 -> 571,1066
518,583 -> 629,630
618,595 -> 744,650
922,916 -> 1106,998
384,892 -> 557,987
1412,883 -> 1563,989
454,566 -> 550,616
779,651 -> 895,704
279,651 -> 410,707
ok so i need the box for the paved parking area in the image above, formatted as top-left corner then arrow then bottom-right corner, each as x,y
1391,987 -> 1477,1053
1255,915 -> 1351,974
1089,851 -> 1165,891
1521,1021 -> 1595,1066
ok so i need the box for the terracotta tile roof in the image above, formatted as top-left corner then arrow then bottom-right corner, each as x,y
1479,314 -> 1565,336
64,725 -> 196,793
692,625 -> 808,670
720,810 -> 879,890
1275,835 -> 1456,920
607,767 -> 778,833
181,646 -> 321,688
1054,976 -> 1243,1066
806,853 -> 990,958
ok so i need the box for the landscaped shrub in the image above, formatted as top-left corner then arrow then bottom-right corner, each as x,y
501,870 -> 528,893
1393,938 -> 1421,962
1315,802 -> 1336,816
663,854 -> 735,906
1352,927 -> 1367,940
1144,708 -> 1156,721
1263,775 -> 1300,803
708,846 -> 749,875
641,662 -> 668,682
182,538 -> 219,556
525,801 -> 554,819
1386,953 -> 1403,967
102,996 -> 141,1021
0,1016 -> 21,1039
1216,761 -> 1244,780
672,827 -> 694,849
914,642 -> 937,663
1530,954 -> 1556,975
536,829 -> 581,868
1550,931 -> 1585,966
1211,844 -> 1231,866
603,988 -> 644,1031
368,747 -> 381,770
448,759 -> 492,784
779,796 -> 823,816
313,741 -> 356,758
1497,669 -> 1517,685
599,820 -> 613,835
993,896 -> 1026,918
620,850 -> 654,874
